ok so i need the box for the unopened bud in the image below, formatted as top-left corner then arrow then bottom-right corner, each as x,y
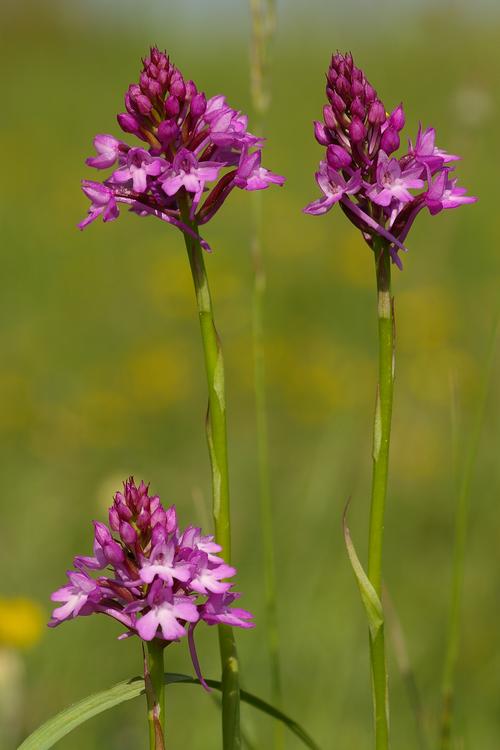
351,96 -> 366,120
368,100 -> 386,125
314,120 -> 330,146
380,127 -> 400,155
165,95 -> 180,118
349,116 -> 366,143
327,144 -> 351,169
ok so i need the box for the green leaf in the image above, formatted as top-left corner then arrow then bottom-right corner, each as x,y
18,673 -> 321,750
343,502 -> 383,639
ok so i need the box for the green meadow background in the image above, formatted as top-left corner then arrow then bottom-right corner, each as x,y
1,1 -> 499,748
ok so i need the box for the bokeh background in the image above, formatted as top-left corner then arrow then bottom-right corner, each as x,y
1,1 -> 499,748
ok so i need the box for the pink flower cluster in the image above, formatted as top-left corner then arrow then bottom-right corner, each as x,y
79,47 -> 284,250
304,52 -> 476,267
49,478 -> 253,687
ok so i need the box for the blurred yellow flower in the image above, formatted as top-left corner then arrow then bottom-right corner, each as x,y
0,598 -> 44,649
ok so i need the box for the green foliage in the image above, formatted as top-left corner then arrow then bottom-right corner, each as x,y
18,674 -> 320,750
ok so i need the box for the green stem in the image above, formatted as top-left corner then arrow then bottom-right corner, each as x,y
367,239 -> 394,750
439,316 -> 498,749
178,193 -> 241,750
145,641 -> 166,750
248,5 -> 283,743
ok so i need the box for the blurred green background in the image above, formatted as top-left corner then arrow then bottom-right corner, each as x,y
1,1 -> 499,748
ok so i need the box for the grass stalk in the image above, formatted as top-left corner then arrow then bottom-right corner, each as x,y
439,315 -> 498,749
248,4 -> 283,745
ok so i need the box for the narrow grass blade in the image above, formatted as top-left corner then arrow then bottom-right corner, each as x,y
440,314 -> 499,749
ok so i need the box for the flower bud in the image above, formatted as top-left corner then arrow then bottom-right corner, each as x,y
314,120 -> 330,146
364,83 -> 376,103
170,75 -> 186,99
331,91 -> 346,114
351,79 -> 364,98
150,506 -> 167,528
136,507 -> 151,532
94,521 -> 113,547
165,95 -> 180,118
380,127 -> 400,155
327,144 -> 351,169
185,80 -> 197,99
115,500 -> 133,522
135,94 -> 152,116
349,116 -> 366,143
157,120 -> 179,146
389,103 -> 405,132
149,496 -> 161,514
109,506 -> 120,532
327,67 -> 337,86
157,68 -> 168,87
119,521 -> 137,546
148,80 -> 162,98
323,105 -> 336,130
368,100 -> 386,125
332,53 -> 344,70
151,523 -> 167,547
190,92 -> 207,118
103,540 -> 125,566
117,113 -> 141,135
350,96 -> 366,120
336,75 -> 350,98
166,506 -> 178,534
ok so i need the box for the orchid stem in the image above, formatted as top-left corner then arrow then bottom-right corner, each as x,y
178,193 -> 241,750
439,315 -> 498,749
249,1 -> 283,745
145,641 -> 166,750
367,238 -> 393,750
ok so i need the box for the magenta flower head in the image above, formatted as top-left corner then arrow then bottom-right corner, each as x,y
304,52 -> 476,268
49,478 -> 253,689
79,47 -> 284,250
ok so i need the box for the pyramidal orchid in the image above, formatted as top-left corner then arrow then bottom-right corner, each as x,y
304,52 -> 476,268
49,478 -> 253,746
304,53 -> 477,750
49,477 -> 253,664
79,46 -> 284,249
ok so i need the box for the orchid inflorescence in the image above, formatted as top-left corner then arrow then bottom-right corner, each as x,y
79,46 -> 284,250
304,52 -> 476,267
49,478 -> 253,688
